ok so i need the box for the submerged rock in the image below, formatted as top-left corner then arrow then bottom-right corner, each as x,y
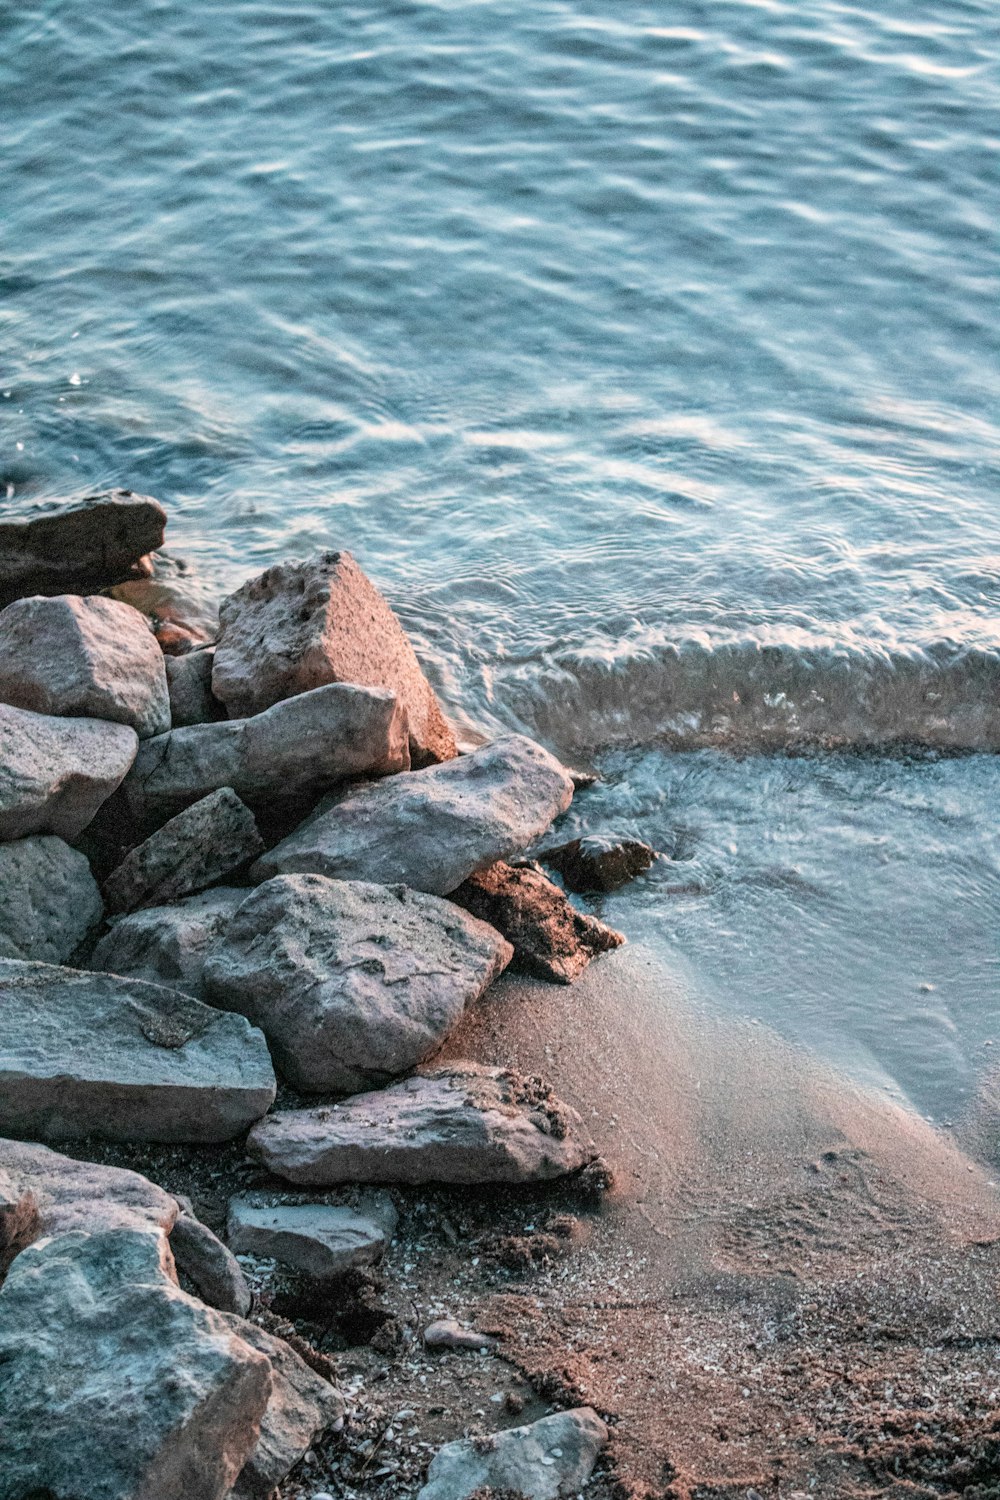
105,551 -> 221,655
103,787 -> 263,913
541,833 -> 655,892
227,1193 -> 397,1279
89,886 -> 246,999
0,489 -> 166,606
165,645 -> 224,726
0,835 -> 103,963
0,703 -> 137,841
416,1406 -> 608,1500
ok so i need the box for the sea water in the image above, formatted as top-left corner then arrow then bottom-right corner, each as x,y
3,0 -> 998,1122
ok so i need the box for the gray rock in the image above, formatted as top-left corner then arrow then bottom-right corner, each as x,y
423,1317 -> 497,1353
251,735 -> 575,896
0,489 -> 166,606
123,681 -> 410,825
0,1227 -> 272,1500
226,1193 -> 398,1278
212,550 -> 456,765
171,1204 -> 253,1317
0,835 -> 103,963
0,1137 -> 179,1251
247,1064 -> 596,1187
0,703 -> 138,841
0,593 -> 170,737
416,1407 -> 608,1500
204,875 -> 512,1093
541,834 -> 655,892
103,787 -> 264,913
165,645 -> 223,726
0,958 -> 276,1143
89,886 -> 247,999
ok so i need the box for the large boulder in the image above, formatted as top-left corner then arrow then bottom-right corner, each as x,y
0,958 -> 276,1143
251,734 -> 575,896
0,835 -> 103,963
247,1064 -> 597,1187
211,550 -> 456,765
103,787 -> 263,914
0,490 -> 166,606
416,1407 -> 609,1500
122,681 -> 410,826
204,875 -> 512,1093
90,886 -> 247,999
226,1193 -> 397,1279
0,593 -> 170,737
0,703 -> 137,841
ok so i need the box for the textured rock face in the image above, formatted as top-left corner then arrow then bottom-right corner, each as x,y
123,681 -> 410,825
0,835 -> 103,963
212,550 -> 456,765
0,1227 -> 272,1500
247,1064 -> 596,1186
103,787 -> 263,913
251,735 -> 575,896
165,646 -> 223,726
0,489 -> 166,605
416,1407 -> 608,1500
90,886 -> 247,999
0,959 -> 276,1143
0,593 -> 170,737
226,1193 -> 398,1279
453,860 -> 624,983
170,1206 -> 252,1317
542,834 -> 655,892
0,703 -> 138,841
204,875 -> 512,1093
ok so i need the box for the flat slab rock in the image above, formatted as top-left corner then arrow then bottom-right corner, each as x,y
0,489 -> 166,606
227,1192 -> 398,1279
0,593 -> 170,737
205,874 -> 512,1093
0,835 -> 103,964
212,549 -> 456,765
89,886 -> 247,999
103,786 -> 264,913
0,958 -> 276,1144
251,733 -> 575,896
416,1407 -> 609,1500
0,703 -> 137,841
247,1064 -> 596,1187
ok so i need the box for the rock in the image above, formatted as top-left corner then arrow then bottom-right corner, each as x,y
0,835 -> 103,963
452,860 -> 624,984
226,1193 -> 398,1279
423,1317 -> 496,1353
171,1204 -> 253,1317
211,550 -> 456,765
0,703 -> 137,841
416,1407 -> 608,1500
0,593 -> 170,737
103,787 -> 263,914
541,834 -> 655,892
89,886 -> 247,999
0,958 -> 276,1143
105,551 -> 221,655
247,1064 -> 596,1187
251,734 -> 575,896
122,681 -> 410,826
0,1137 -> 179,1252
204,875 -> 512,1093
0,489 -> 166,606
0,1227 -> 272,1500
165,645 -> 225,726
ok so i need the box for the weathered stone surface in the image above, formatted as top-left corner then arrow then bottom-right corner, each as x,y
423,1317 -> 497,1353
212,550 -> 456,765
0,703 -> 137,841
0,593 -> 170,737
165,645 -> 224,726
542,834 -> 655,892
123,682 -> 410,825
103,787 -> 264,913
0,958 -> 276,1143
0,835 -> 103,963
90,886 -> 246,999
251,735 -> 575,896
0,1227 -> 272,1500
106,551 -> 221,655
205,875 -> 512,1093
453,860 -> 624,984
227,1193 -> 398,1278
247,1065 -> 596,1187
416,1407 -> 608,1500
171,1203 -> 253,1317
0,489 -> 166,606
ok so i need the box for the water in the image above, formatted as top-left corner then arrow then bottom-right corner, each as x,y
2,1 -> 998,1118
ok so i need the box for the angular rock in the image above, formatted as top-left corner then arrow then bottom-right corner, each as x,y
90,886 -> 247,999
0,593 -> 170,737
416,1407 -> 608,1500
165,645 -> 224,726
226,1193 -> 398,1279
0,958 -> 276,1143
251,734 -> 575,896
123,681 -> 410,826
0,835 -> 103,963
0,703 -> 137,841
205,875 -> 512,1093
0,1137 -> 179,1252
0,489 -> 166,606
106,551 -> 221,655
103,787 -> 263,914
212,550 -> 456,765
0,1227 -> 272,1500
171,1204 -> 253,1317
542,834 -> 655,892
423,1317 -> 497,1353
247,1065 -> 596,1187
453,860 -> 624,984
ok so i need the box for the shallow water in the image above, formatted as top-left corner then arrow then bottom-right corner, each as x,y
3,0 -> 998,1115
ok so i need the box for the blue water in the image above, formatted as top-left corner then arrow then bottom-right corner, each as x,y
3,0 -> 999,1117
